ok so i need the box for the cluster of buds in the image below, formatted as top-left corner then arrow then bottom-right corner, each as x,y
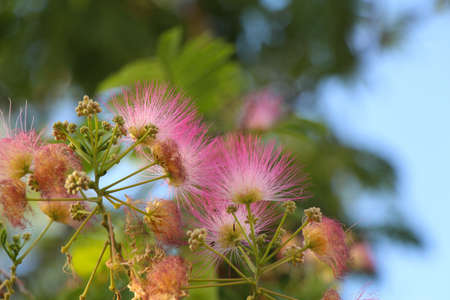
75,95 -> 101,117
284,245 -> 305,264
70,202 -> 89,221
27,174 -> 40,192
282,201 -> 297,214
112,115 -> 127,142
226,205 -> 238,214
186,228 -> 207,251
304,207 -> 322,223
101,120 -> 112,131
64,171 -> 90,195
52,121 -> 77,141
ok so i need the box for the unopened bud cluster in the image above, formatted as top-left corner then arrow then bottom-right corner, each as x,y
76,95 -> 101,117
186,228 -> 207,251
226,205 -> 237,214
304,207 -> 322,223
53,121 -> 77,141
285,245 -> 305,264
64,171 -> 90,195
70,202 -> 88,221
282,201 -> 296,214
27,174 -> 40,192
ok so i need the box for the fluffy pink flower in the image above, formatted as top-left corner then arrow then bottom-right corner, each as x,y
0,105 -> 40,181
321,289 -> 341,300
144,199 -> 185,247
350,242 -> 375,273
0,104 -> 40,227
33,143 -> 82,224
144,122 -> 217,205
192,200 -> 276,257
110,82 -> 198,145
241,89 -> 282,131
303,217 -> 349,278
0,179 -> 28,228
210,134 -> 307,205
129,256 -> 190,300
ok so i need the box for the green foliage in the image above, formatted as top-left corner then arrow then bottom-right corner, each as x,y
98,27 -> 245,122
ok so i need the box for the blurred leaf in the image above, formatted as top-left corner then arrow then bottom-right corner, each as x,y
98,27 -> 245,120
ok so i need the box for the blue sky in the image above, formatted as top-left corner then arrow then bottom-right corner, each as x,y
318,2 -> 450,299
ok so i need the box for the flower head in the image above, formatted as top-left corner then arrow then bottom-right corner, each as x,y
210,134 -> 307,205
241,89 -> 282,131
110,83 -> 197,145
303,217 -> 349,277
33,143 -> 83,224
192,200 -> 276,257
145,199 -> 184,247
321,289 -> 341,300
350,242 -> 375,273
0,179 -> 28,228
145,122 -> 217,205
0,104 -> 40,181
128,256 -> 190,300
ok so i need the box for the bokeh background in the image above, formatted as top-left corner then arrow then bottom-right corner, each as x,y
1,0 -> 449,299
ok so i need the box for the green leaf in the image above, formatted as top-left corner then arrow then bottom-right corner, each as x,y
97,27 -> 244,119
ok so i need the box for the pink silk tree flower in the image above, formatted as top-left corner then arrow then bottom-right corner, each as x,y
144,122 -> 217,206
210,134 -> 308,205
0,179 -> 28,228
321,289 -> 341,300
350,242 -> 376,273
110,82 -> 198,146
192,200 -> 276,258
303,217 -> 349,278
128,256 -> 190,300
33,143 -> 83,224
241,88 -> 283,131
0,104 -> 40,227
144,199 -> 185,247
0,105 -> 40,181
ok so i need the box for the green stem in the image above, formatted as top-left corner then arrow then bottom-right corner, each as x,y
64,130 -> 91,164
26,197 -> 97,202
61,206 -> 98,254
231,211 -> 252,248
101,162 -> 157,191
105,194 -> 148,216
184,280 -> 248,289
259,287 -> 298,300
17,219 -> 54,264
245,203 -> 259,262
237,245 -> 256,274
103,128 -> 153,171
262,256 -> 293,274
261,210 -> 288,262
79,241 -> 109,300
261,291 -> 277,300
203,244 -> 251,283
264,220 -> 310,263
189,278 -> 246,282
99,125 -> 118,172
106,175 -> 168,193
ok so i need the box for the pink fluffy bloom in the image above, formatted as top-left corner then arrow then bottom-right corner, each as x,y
350,242 -> 376,273
110,82 -> 198,145
0,104 -> 40,227
0,104 -> 40,181
0,179 -> 28,228
210,134 -> 307,205
303,217 -> 349,278
192,200 -> 276,257
33,143 -> 83,224
241,88 -> 283,131
144,121 -> 217,205
128,256 -> 190,300
321,287 -> 378,300
321,289 -> 341,300
144,199 -> 185,247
